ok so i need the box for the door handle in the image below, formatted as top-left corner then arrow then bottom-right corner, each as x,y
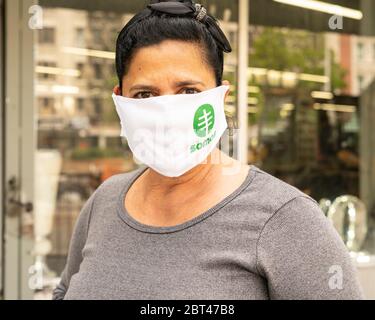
8,198 -> 34,213
7,176 -> 34,214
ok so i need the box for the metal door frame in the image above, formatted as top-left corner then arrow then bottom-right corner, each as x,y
3,0 -> 35,300
0,0 -> 4,300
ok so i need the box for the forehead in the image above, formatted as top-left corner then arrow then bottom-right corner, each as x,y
123,40 -> 215,85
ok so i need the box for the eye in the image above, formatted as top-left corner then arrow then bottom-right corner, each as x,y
133,91 -> 154,99
181,87 -> 200,94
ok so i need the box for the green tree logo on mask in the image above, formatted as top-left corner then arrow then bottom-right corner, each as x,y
193,104 -> 215,138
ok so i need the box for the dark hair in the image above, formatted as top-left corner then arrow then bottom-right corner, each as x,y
115,0 -> 232,90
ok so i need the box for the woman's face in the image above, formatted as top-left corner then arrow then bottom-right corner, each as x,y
115,39 -> 230,98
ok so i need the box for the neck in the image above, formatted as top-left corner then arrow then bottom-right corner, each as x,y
141,149 -> 222,195
128,148 -> 247,225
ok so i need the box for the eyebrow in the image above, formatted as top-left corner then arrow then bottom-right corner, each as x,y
176,80 -> 205,87
129,80 -> 205,92
129,85 -> 157,92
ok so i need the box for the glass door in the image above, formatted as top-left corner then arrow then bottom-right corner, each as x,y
29,0 -> 240,299
1,0 -> 241,300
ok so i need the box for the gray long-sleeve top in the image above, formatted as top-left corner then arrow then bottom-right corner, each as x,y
52,165 -> 364,300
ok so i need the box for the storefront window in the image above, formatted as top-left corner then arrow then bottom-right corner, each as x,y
12,0 -> 372,300
247,1 -> 375,259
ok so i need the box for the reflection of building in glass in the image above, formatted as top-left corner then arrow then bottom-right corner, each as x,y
85,10 -> 124,128
36,9 -> 120,130
36,8 -> 133,169
36,9 -> 89,126
325,33 -> 375,96
35,9 -> 137,276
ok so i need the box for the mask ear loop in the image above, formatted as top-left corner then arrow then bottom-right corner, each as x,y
117,84 -> 123,97
222,85 -> 236,137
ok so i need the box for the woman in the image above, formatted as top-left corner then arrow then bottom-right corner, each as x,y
53,0 -> 364,300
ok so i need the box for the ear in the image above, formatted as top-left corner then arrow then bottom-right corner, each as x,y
222,80 -> 231,100
113,85 -> 121,95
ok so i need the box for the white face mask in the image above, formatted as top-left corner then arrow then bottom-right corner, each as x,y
112,85 -> 229,177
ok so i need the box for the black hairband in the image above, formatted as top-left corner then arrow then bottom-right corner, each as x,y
142,0 -> 232,53
148,0 -> 204,20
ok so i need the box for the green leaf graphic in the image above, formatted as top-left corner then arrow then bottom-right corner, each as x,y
193,104 -> 215,138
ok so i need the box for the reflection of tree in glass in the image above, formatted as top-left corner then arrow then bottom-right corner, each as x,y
247,26 -> 347,126
249,27 -> 347,90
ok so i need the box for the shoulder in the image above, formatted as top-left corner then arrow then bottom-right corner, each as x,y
246,165 -> 319,217
250,167 -> 333,257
